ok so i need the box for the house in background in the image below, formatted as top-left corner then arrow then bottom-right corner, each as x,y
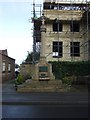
0,49 -> 15,82
33,0 -> 90,62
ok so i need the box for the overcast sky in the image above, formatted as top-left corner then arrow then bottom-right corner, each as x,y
0,0 -> 43,65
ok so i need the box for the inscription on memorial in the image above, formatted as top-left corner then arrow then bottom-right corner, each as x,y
39,66 -> 48,72
39,66 -> 50,80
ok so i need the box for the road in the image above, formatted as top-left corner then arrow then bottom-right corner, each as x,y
2,80 -> 89,119
2,104 -> 88,118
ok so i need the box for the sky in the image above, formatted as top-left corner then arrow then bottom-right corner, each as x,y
0,0 -> 89,65
0,0 -> 43,65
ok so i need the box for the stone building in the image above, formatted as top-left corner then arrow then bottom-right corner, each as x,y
0,49 -> 15,82
34,0 -> 90,62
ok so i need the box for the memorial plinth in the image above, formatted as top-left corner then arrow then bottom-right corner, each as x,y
32,57 -> 55,81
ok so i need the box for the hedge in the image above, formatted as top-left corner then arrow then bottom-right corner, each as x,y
49,61 -> 90,80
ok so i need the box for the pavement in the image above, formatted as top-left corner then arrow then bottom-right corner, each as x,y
2,80 -> 89,105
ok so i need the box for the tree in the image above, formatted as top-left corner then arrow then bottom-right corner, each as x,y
15,64 -> 19,68
25,51 -> 40,63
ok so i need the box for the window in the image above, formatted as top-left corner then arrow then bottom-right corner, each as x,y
70,42 -> 80,56
53,21 -> 62,32
2,62 -> 6,72
70,21 -> 80,32
8,63 -> 11,72
53,41 -> 63,58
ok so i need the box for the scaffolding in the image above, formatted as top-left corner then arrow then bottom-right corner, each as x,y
80,0 -> 90,60
32,1 -> 42,63
32,0 -> 90,62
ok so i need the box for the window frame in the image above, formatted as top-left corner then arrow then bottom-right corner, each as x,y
70,42 -> 80,57
53,41 -> 63,58
53,21 -> 62,32
8,63 -> 11,72
70,21 -> 80,32
2,62 -> 6,73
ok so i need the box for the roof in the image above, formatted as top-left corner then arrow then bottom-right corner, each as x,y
0,49 -> 15,61
0,49 -> 8,56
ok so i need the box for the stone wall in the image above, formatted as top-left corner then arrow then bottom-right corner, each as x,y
44,17 -> 84,61
44,10 -> 83,20
42,9 -> 90,62
20,63 -> 35,80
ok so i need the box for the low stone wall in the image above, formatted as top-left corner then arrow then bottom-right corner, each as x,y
20,63 -> 35,80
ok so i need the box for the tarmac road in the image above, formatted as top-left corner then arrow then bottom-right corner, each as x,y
2,81 -> 88,105
2,104 -> 88,118
2,80 -> 89,119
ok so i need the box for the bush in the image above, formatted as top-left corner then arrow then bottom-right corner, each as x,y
62,76 -> 73,85
15,74 -> 24,85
